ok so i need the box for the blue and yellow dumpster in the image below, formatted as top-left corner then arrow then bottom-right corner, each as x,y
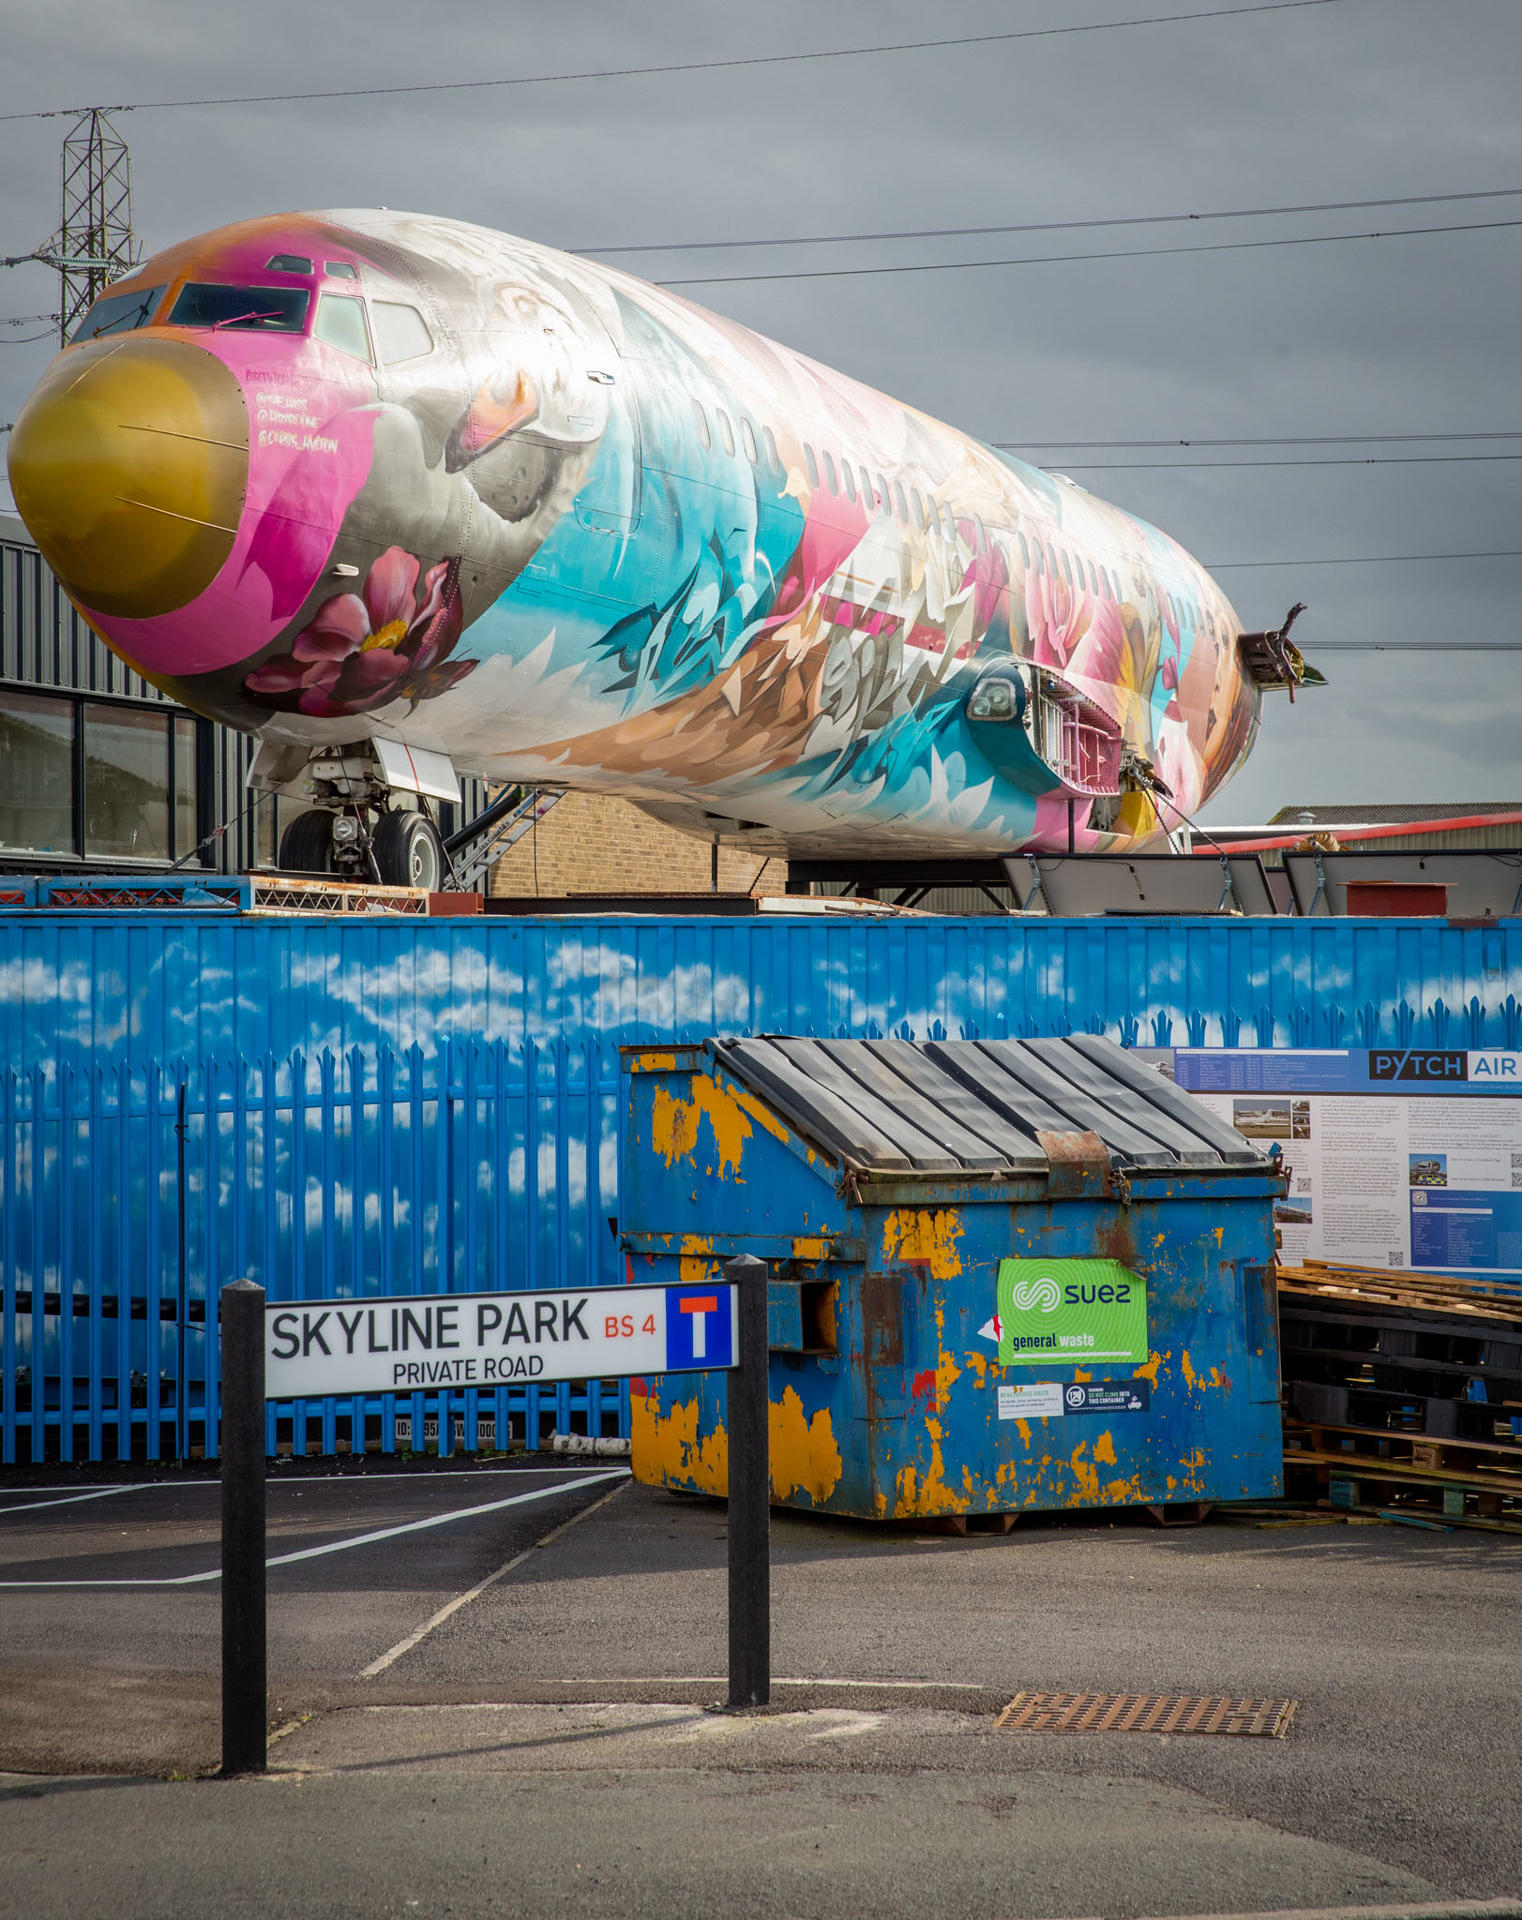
620,1035 -> 1285,1524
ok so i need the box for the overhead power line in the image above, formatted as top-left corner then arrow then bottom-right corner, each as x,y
1001,430 -> 1522,448
1045,453 -> 1522,470
1306,640 -> 1522,650
1208,550 -> 1522,568
0,2 -> 1347,123
584,185 -> 1522,258
657,215 -> 1522,287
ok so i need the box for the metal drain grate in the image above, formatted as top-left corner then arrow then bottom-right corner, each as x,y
996,1690 -> 1298,1738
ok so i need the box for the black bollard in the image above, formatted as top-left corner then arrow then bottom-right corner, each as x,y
220,1279 -> 267,1776
725,1254 -> 771,1709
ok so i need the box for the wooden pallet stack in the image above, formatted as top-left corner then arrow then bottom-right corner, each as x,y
1275,1261 -> 1522,1533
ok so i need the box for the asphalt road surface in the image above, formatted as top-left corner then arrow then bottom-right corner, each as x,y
1,1463 -> 1518,1919
0,1458 -> 625,1772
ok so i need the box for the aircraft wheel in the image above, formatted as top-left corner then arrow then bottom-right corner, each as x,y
372,809 -> 445,890
278,809 -> 335,873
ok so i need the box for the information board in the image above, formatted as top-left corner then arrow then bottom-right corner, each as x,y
1155,1048 -> 1522,1279
265,1283 -> 738,1400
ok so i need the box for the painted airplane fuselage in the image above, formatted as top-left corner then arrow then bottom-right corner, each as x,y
8,209 -> 1265,855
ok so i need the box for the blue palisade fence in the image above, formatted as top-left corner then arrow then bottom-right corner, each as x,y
2,909 -> 1519,1462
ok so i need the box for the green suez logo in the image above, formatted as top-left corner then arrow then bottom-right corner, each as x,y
996,1258 -> 1149,1368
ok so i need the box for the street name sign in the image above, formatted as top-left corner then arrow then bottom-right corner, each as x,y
265,1283 -> 738,1400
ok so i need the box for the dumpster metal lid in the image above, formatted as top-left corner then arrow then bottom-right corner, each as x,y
715,1033 -> 1269,1177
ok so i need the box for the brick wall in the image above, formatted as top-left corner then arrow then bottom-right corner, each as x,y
489,791 -> 787,898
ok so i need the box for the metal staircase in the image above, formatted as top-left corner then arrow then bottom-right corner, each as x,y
444,786 -> 564,892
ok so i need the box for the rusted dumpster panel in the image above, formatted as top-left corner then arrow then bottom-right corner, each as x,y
620,1035 -> 1284,1522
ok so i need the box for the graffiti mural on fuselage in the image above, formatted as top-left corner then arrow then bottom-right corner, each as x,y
54,211 -> 1260,855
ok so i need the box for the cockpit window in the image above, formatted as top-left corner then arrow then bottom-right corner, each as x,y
371,301 -> 434,364
265,254 -> 313,274
324,261 -> 359,279
313,293 -> 373,362
167,283 -> 311,332
72,284 -> 165,342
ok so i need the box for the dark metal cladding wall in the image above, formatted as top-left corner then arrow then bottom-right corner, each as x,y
1,522 -> 169,700
2,519 -> 484,876
3,517 -> 262,875
3,910 -> 1520,1465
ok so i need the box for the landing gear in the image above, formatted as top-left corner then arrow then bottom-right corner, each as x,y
253,741 -> 459,888
278,809 -> 335,873
279,805 -> 446,888
371,810 -> 446,890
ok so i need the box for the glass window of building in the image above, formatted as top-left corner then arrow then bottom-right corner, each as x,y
174,715 -> 199,863
84,704 -> 171,861
0,691 -> 75,854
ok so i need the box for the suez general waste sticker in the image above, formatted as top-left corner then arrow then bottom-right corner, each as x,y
992,1257 -> 1148,1369
264,1283 -> 736,1401
979,1258 -> 1151,1422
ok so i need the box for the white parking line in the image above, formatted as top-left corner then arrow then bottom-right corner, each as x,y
0,1469 -> 629,1587
0,1484 -> 154,1517
0,1463 -> 620,1500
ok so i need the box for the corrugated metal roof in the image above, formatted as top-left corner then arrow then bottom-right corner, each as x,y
716,1033 -> 1267,1176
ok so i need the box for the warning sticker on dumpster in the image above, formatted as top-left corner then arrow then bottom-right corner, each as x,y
1060,1380 -> 1151,1416
997,1381 -> 1065,1421
996,1259 -> 1149,1369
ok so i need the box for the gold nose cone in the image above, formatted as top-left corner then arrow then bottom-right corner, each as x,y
7,335 -> 249,619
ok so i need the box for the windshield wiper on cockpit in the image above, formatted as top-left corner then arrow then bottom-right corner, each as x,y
209,308 -> 285,332
99,297 -> 155,336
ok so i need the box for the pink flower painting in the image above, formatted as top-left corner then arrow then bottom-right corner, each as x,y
243,548 -> 475,718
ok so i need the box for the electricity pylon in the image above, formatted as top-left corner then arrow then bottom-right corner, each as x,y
55,108 -> 138,342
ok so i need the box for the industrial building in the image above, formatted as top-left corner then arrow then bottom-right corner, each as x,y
1,511 -> 488,880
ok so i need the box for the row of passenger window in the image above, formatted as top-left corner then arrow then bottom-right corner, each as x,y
685,396 -> 1200,629
691,398 -> 780,472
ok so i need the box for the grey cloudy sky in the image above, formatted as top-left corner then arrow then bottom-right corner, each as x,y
2,0 -> 1517,823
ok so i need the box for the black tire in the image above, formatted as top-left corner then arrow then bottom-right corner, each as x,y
278,809 -> 335,873
371,809 -> 445,890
